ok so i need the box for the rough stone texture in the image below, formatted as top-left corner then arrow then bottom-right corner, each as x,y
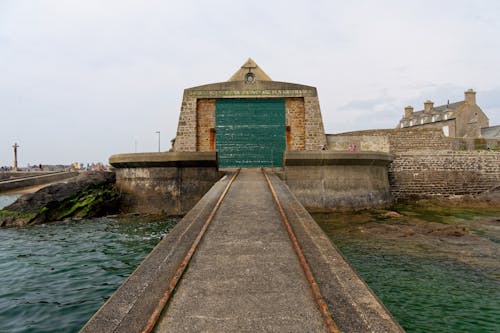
284,151 -> 394,211
285,97 -> 305,150
173,96 -> 197,152
0,171 -> 118,227
329,128 -> 454,153
331,129 -> 500,199
452,137 -> 500,150
389,150 -> 500,199
196,99 -> 216,152
173,78 -> 327,153
304,96 -> 327,150
327,134 -> 390,152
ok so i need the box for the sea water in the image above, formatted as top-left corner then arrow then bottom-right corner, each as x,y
314,206 -> 500,333
0,194 -> 178,333
2,193 -> 499,333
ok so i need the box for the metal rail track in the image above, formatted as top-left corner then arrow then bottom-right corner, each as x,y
140,168 -> 339,332
262,169 -> 340,333
140,169 -> 241,333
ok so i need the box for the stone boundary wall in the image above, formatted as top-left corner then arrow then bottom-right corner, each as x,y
328,128 -> 500,199
328,128 -> 454,153
389,150 -> 500,199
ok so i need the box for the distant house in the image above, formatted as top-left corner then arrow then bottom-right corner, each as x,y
397,89 -> 489,137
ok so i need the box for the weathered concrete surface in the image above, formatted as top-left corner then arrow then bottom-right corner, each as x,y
80,174 -> 233,333
81,169 -> 403,333
0,171 -> 118,227
268,174 -> 405,333
109,152 -> 220,215
109,152 -> 218,168
154,169 -> 328,333
0,171 -> 77,193
284,151 -> 394,211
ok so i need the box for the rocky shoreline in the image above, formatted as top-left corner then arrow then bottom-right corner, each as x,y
0,171 -> 120,227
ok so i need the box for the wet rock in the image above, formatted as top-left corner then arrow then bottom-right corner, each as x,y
380,211 -> 403,218
0,171 -> 120,227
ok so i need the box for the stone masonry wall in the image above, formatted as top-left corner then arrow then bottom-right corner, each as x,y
327,135 -> 390,152
329,128 -> 500,199
329,128 -> 453,153
389,150 -> 500,199
196,99 -> 216,152
285,97 -> 305,150
304,96 -> 327,150
173,95 -> 197,152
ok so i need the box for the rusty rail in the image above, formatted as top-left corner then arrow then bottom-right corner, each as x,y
140,169 -> 240,333
262,169 -> 340,333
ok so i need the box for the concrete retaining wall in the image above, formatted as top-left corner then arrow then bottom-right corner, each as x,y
284,151 -> 394,211
109,152 -> 220,215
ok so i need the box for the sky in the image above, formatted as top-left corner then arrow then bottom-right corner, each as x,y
1,0 -> 499,166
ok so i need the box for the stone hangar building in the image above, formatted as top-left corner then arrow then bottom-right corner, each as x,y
172,58 -> 327,168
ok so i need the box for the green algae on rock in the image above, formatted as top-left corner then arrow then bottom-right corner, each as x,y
0,171 -> 120,227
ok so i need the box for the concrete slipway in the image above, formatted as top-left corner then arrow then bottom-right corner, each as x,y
81,169 -> 404,333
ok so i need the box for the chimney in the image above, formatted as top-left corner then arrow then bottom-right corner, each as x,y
404,105 -> 414,118
424,100 -> 434,114
464,89 -> 476,105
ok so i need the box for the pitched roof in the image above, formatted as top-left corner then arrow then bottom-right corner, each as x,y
399,100 -> 464,128
228,58 -> 272,82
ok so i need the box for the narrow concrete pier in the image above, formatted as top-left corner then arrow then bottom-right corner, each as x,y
81,169 -> 404,333
154,169 -> 328,332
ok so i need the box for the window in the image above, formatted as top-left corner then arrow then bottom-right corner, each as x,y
442,125 -> 449,137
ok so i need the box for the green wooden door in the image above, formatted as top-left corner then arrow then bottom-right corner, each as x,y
216,99 -> 286,168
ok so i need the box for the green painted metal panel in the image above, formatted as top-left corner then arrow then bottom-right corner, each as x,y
216,99 -> 286,168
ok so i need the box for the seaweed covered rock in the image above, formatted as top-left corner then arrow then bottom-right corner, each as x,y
0,171 -> 120,227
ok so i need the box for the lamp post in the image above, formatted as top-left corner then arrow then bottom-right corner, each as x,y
155,131 -> 161,152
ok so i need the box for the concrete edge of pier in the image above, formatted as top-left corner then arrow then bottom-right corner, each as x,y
0,171 -> 78,193
79,173 -> 232,333
109,152 -> 218,168
268,173 -> 405,333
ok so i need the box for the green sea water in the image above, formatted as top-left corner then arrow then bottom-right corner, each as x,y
2,193 -> 499,333
0,194 -> 178,333
314,206 -> 500,333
